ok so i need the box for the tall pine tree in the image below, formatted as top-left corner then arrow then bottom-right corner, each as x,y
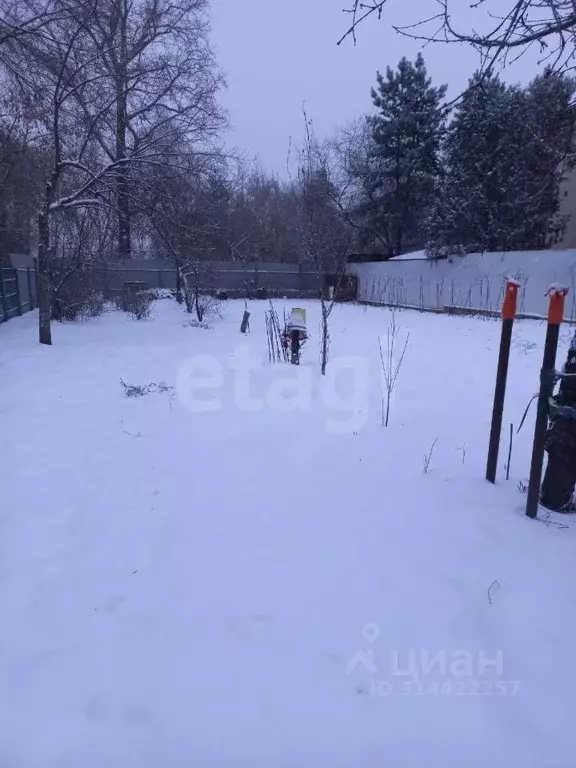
428,69 -> 576,257
428,71 -> 512,256
357,54 -> 447,257
520,69 -> 576,249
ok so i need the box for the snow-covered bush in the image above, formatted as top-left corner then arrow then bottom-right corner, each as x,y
195,294 -> 223,323
51,278 -> 105,322
125,291 -> 153,320
83,291 -> 106,318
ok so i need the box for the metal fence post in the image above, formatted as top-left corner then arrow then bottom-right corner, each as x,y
14,269 -> 22,315
0,270 -> 7,322
27,268 -> 34,310
526,286 -> 568,518
486,279 -> 520,483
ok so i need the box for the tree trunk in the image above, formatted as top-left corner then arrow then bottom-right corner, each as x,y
195,286 -> 203,322
541,330 -> 576,511
116,80 -> 131,257
115,4 -> 130,258
179,269 -> 193,313
193,277 -> 202,320
117,175 -> 131,256
37,209 -> 52,345
320,300 -> 329,376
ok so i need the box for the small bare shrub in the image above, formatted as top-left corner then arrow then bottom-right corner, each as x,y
51,277 -> 84,321
195,294 -> 223,323
120,380 -> 150,397
52,281 -> 105,322
58,297 -> 85,322
378,311 -> 410,427
120,379 -> 173,397
83,291 -> 105,318
423,439 -> 439,474
126,291 -> 153,320
487,580 -> 500,605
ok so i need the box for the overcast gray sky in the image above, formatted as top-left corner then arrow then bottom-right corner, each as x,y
211,0 -> 538,176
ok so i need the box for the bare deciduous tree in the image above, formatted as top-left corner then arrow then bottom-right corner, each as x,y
0,96 -> 44,260
0,0 -> 66,47
150,171 -> 223,321
295,112 -> 352,375
3,1 -> 119,344
378,310 -> 409,427
0,0 -> 225,344
81,0 -> 225,256
331,119 -> 386,252
339,1 -> 576,75
423,438 -> 438,474
50,208 -> 114,321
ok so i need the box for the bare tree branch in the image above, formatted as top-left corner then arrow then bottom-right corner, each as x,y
339,1 -> 576,73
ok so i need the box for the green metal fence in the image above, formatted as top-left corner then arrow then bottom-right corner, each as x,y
0,267 -> 36,323
0,267 -> 21,322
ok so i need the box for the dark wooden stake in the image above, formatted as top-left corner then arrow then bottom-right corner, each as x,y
290,329 -> 300,365
486,280 -> 520,483
526,287 -> 568,518
240,310 -> 250,334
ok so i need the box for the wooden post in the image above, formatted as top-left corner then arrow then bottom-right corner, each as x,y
486,279 -> 520,483
240,310 -> 250,334
157,269 -> 164,289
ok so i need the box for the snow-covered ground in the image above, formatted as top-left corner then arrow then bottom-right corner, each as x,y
2,298 -> 576,767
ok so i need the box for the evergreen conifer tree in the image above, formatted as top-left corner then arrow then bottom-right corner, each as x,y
427,69 -> 576,257
358,54 -> 446,257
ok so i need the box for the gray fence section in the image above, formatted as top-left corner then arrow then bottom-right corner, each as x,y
96,261 -> 319,298
347,250 -> 576,320
0,258 -> 321,325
